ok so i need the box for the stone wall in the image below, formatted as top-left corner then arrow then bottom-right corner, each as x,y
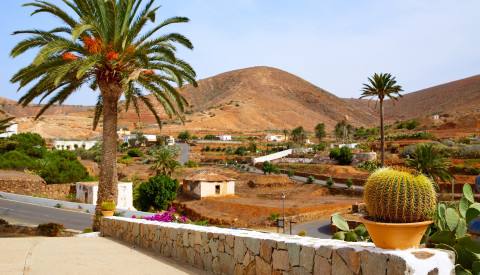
277,152 -> 376,166
0,170 -> 75,200
101,217 -> 454,275
0,222 -> 80,237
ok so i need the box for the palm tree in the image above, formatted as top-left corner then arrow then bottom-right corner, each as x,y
282,129 -> 289,141
405,143 -> 453,189
360,73 -> 403,167
150,149 -> 182,177
11,0 -> 197,230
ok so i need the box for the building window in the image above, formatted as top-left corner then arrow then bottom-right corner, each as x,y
215,185 -> 220,194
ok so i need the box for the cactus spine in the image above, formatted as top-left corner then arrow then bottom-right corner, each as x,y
363,166 -> 436,223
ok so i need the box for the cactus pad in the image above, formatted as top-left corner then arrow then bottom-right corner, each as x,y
363,166 -> 436,223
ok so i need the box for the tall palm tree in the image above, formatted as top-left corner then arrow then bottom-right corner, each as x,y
360,73 -> 403,167
11,0 -> 197,230
405,143 -> 453,189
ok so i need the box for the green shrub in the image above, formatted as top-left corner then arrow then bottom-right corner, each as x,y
346,178 -> 354,188
235,146 -> 248,156
297,230 -> 307,237
330,147 -> 352,165
270,213 -> 280,221
458,145 -> 480,159
101,200 -> 116,211
0,219 -> 8,225
326,178 -> 335,187
0,150 -> 40,170
8,133 -> 47,158
287,170 -> 294,178
357,160 -> 380,172
261,161 -> 280,175
178,131 -> 191,140
133,175 -> 179,212
82,228 -> 94,233
204,134 -> 216,140
329,147 -> 341,160
40,151 -> 90,184
184,160 -> 198,168
127,148 -> 143,157
306,175 -> 315,184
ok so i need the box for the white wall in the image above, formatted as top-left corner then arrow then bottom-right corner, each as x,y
76,182 -> 135,210
53,140 -> 97,150
253,149 -> 293,164
0,123 -> 17,138
219,135 -> 232,141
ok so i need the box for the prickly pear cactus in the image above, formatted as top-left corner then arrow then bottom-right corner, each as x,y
363,166 -> 436,223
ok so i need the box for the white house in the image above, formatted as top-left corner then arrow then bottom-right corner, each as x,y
218,135 -> 232,141
76,182 -> 135,210
0,122 -> 18,138
433,115 -> 440,120
265,134 -> 283,141
52,140 -> 98,150
182,171 -> 235,199
167,136 -> 175,146
339,143 -> 359,149
122,135 -> 136,143
144,135 -> 157,142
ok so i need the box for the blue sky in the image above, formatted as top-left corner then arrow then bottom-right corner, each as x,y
1,0 -> 480,106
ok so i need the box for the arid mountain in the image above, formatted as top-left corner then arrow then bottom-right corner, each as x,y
126,66 -> 378,133
0,96 -> 92,118
345,74 -> 480,122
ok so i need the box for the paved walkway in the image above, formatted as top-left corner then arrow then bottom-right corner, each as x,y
1,237 -> 211,275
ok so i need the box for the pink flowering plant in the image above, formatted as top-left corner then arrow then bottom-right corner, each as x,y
132,206 -> 187,223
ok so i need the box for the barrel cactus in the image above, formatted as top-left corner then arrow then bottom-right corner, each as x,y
363,166 -> 436,223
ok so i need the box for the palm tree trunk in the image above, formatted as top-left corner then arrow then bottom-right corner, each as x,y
380,99 -> 385,167
92,81 -> 122,231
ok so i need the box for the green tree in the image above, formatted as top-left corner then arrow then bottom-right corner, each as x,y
133,175 -> 179,211
178,131 -> 191,140
11,1 -> 197,230
291,126 -> 306,144
405,143 -> 453,188
360,73 -> 403,167
235,146 -> 248,156
314,123 -> 326,142
282,129 -> 289,141
248,141 -> 257,154
334,121 -> 345,140
261,161 -> 280,175
149,150 -> 182,177
134,132 -> 147,147
204,134 -> 216,140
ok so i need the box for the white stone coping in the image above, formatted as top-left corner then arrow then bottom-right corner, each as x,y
106,216 -> 455,275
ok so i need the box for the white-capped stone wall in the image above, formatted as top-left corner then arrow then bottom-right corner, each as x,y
101,217 -> 454,275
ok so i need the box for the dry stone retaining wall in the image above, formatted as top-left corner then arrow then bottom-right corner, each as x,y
101,217 -> 454,275
0,223 -> 80,237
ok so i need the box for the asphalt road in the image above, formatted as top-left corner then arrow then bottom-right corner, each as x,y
290,218 -> 333,239
0,198 -> 93,231
178,143 -> 190,164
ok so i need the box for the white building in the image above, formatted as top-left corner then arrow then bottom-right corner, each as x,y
218,135 -> 232,141
76,182 -> 135,210
433,115 -> 440,120
167,136 -> 175,146
265,134 -> 283,141
122,135 -> 136,143
52,140 -> 98,150
339,143 -> 359,149
182,171 -> 235,199
144,135 -> 157,142
0,122 -> 17,138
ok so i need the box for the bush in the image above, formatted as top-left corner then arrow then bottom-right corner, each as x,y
346,178 -> 354,188
458,145 -> 480,159
306,175 -> 315,184
204,134 -> 216,140
326,177 -> 335,187
177,131 -> 191,140
8,133 -> 47,158
235,146 -> 248,156
357,160 -> 380,172
133,175 -> 179,212
270,213 -> 280,221
297,230 -> 307,237
287,170 -> 294,178
184,160 -> 198,168
127,148 -> 143,157
37,222 -> 65,237
82,228 -> 94,233
330,147 -> 352,165
0,150 -> 40,170
40,152 -> 90,184
0,219 -> 8,225
262,161 -> 280,175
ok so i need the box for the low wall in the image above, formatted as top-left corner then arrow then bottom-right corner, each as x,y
0,223 -> 80,237
101,217 -> 454,275
0,170 -> 75,200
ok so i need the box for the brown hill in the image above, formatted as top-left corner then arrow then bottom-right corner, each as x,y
345,74 -> 480,122
130,66 -> 378,133
0,96 -> 92,118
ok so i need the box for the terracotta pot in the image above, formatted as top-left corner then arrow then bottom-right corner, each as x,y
360,216 -> 432,250
101,210 -> 114,217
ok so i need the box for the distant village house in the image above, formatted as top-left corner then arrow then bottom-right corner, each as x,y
183,171 -> 235,199
218,135 -> 232,141
265,134 -> 283,142
52,140 -> 97,150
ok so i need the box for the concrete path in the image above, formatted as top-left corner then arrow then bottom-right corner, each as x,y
0,237 -> 211,275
